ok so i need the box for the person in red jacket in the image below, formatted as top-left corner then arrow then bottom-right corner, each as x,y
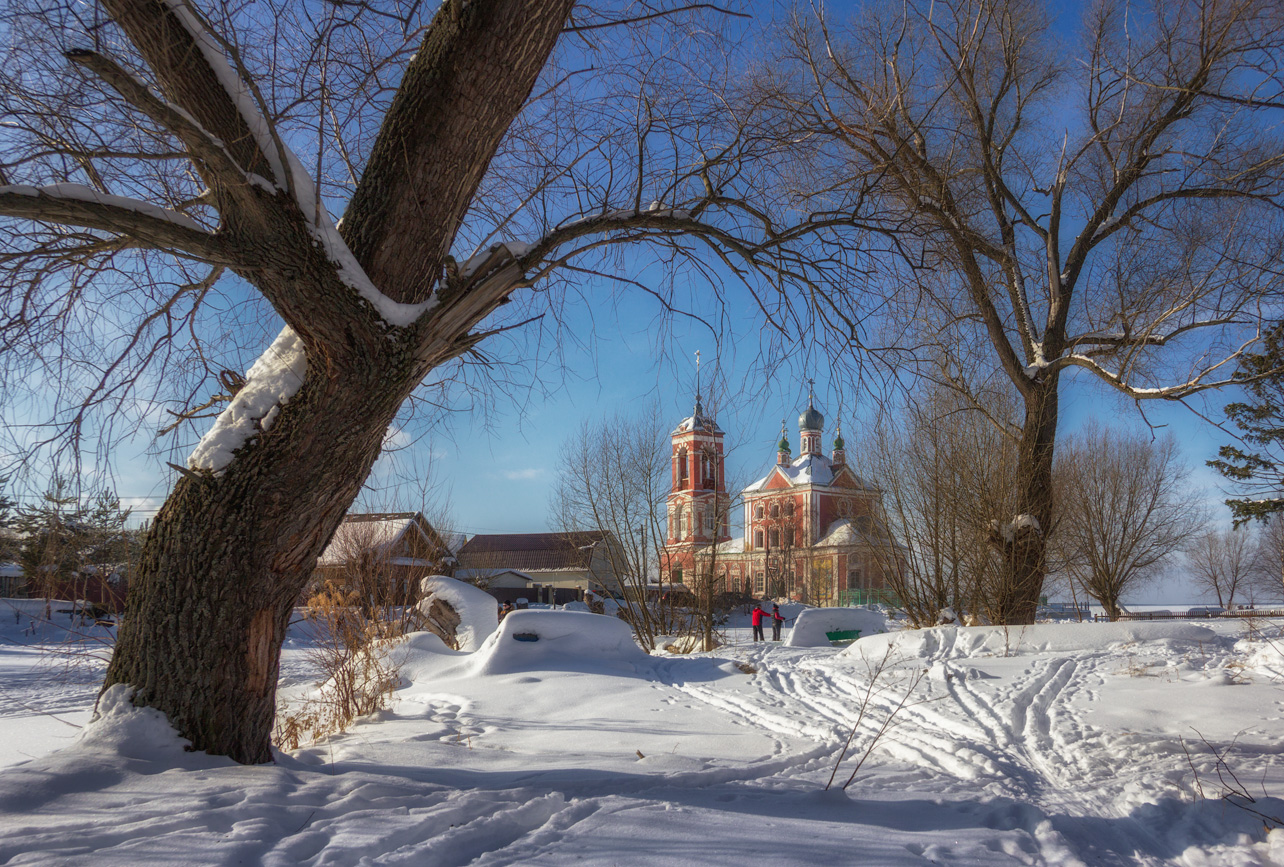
751,603 -> 766,642
771,604 -> 786,641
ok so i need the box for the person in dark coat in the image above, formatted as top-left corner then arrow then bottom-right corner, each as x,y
499,600 -> 514,621
771,604 -> 786,641
751,603 -> 766,642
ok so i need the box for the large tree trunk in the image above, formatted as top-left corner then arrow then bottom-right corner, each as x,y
105,354 -> 416,763
992,378 -> 1059,625
84,0 -> 576,764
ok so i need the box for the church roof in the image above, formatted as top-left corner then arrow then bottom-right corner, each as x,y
744,453 -> 874,493
672,413 -> 722,435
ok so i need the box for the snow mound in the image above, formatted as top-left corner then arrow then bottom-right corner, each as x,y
467,610 -> 649,676
418,575 -> 498,651
75,685 -> 193,761
854,621 -> 1220,661
784,607 -> 889,647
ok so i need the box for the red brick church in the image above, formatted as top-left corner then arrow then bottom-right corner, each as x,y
660,388 -> 898,605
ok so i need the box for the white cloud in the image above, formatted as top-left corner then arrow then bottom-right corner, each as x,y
503,468 -> 544,481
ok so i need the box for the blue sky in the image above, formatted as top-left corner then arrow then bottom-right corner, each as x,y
1,0 -> 1263,608
5,259 -> 1242,605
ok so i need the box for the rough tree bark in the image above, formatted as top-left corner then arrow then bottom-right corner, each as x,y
86,0 -> 576,763
990,379 -> 1058,625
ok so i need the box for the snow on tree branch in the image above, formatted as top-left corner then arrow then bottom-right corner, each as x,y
187,326 -> 307,474
0,184 -> 230,263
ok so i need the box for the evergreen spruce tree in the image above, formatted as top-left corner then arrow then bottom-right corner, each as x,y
0,477 -> 17,564
1209,324 -> 1284,523
14,479 -> 135,598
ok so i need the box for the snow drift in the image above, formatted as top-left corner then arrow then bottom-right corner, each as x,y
784,607 -> 889,647
852,620 -> 1219,661
418,575 -> 498,651
466,610 -> 649,677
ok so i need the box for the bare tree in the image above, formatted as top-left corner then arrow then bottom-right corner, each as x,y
1058,424 -> 1204,620
858,382 -> 1019,627
685,479 -> 743,651
1252,515 -> 1284,603
757,0 -> 1284,622
1186,526 -> 1259,610
552,406 -> 682,650
0,0 -> 819,762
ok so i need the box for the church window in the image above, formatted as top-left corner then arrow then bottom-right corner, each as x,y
785,501 -> 795,517
677,448 -> 689,486
754,503 -> 764,519
847,569 -> 863,590
754,572 -> 765,593
770,502 -> 780,518
769,528 -> 779,548
704,512 -> 715,535
701,448 -> 716,487
754,529 -> 763,548
785,528 -> 795,547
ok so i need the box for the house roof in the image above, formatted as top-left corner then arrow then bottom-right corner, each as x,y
317,512 -> 448,567
457,532 -> 612,572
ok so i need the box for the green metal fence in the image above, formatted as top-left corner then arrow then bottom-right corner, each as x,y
838,588 -> 900,607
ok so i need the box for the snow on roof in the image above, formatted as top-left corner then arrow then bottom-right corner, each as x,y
713,538 -> 746,555
745,454 -> 834,491
815,518 -> 878,547
453,567 -> 536,584
317,513 -> 429,566
744,453 -> 876,494
0,562 -> 22,578
671,413 -> 723,435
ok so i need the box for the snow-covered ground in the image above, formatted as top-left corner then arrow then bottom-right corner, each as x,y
2,598 -> 1283,865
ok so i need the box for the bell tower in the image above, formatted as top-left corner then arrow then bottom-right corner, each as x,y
664,353 -> 731,557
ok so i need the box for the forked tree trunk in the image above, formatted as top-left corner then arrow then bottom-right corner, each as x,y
105,354 -> 417,763
992,378 -> 1059,625
85,0 -> 575,764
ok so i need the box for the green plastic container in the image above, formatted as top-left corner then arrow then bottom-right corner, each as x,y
825,629 -> 862,645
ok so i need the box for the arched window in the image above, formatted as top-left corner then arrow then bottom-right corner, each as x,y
754,529 -> 763,548
677,448 -> 689,486
769,528 -> 780,548
770,502 -> 780,518
754,503 -> 764,519
784,528 -> 795,547
785,501 -> 795,517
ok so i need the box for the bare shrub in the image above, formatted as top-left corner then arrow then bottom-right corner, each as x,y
274,588 -> 402,751
826,645 -> 930,790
